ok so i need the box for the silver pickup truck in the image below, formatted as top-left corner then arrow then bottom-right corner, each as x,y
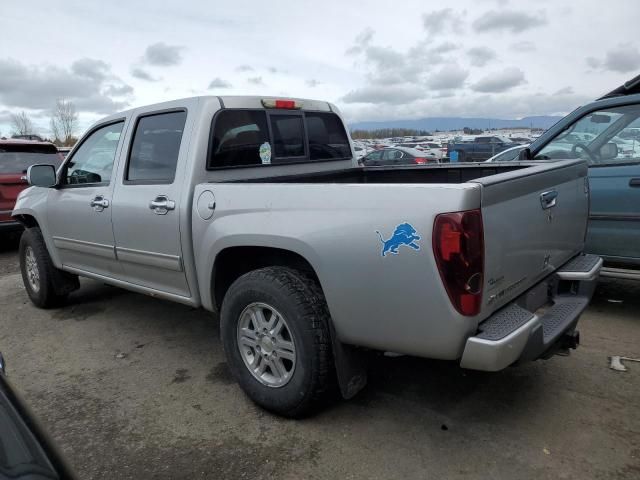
13,96 -> 601,417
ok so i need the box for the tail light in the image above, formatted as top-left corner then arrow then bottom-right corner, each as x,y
414,157 -> 427,164
433,209 -> 484,316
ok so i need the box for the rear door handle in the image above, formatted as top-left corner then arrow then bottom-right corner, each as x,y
149,195 -> 175,215
630,178 -> 640,187
90,196 -> 109,212
540,190 -> 558,209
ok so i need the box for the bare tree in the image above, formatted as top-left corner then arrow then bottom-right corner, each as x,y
10,111 -> 35,136
50,99 -> 79,146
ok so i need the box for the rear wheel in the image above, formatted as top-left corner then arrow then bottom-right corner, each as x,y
220,266 -> 335,417
19,227 -> 79,308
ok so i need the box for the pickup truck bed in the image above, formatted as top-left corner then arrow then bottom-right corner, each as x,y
193,158 -> 591,363
240,163 -> 527,184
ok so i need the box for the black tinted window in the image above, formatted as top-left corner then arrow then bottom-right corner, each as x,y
0,144 -> 62,174
210,110 -> 269,168
307,112 -> 351,160
208,109 -> 352,169
271,115 -> 305,158
127,111 -> 187,183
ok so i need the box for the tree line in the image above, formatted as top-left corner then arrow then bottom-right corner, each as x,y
5,99 -> 79,146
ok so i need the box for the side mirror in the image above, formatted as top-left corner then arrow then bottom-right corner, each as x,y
27,164 -> 57,187
599,142 -> 618,160
518,148 -> 532,160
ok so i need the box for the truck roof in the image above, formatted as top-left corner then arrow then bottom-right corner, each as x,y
119,95 -> 335,117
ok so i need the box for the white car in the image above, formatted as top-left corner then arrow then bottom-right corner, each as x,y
352,143 -> 370,160
415,142 -> 445,160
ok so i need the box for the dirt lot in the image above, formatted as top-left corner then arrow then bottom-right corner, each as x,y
0,236 -> 638,479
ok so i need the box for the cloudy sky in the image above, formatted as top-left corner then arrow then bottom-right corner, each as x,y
1,0 -> 639,136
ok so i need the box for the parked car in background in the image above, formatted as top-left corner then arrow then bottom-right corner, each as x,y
415,142 -> 445,160
11,134 -> 45,142
448,136 -> 519,162
361,146 -> 435,166
57,146 -> 72,159
0,140 -> 63,233
509,137 -> 532,143
512,75 -> 640,279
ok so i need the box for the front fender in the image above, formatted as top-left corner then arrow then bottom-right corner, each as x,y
12,187 -> 61,268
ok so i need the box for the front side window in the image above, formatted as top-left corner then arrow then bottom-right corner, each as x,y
127,111 -> 187,183
364,150 -> 382,161
65,121 -> 124,185
383,149 -> 402,161
535,105 -> 640,166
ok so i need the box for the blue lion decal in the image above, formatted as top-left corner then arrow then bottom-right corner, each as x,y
376,223 -> 421,257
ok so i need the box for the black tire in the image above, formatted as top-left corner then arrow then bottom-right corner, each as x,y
220,266 -> 335,418
19,227 -> 79,308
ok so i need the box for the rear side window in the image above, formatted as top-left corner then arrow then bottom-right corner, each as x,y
127,111 -> 187,183
307,112 -> 351,161
208,110 -> 351,168
0,144 -> 62,174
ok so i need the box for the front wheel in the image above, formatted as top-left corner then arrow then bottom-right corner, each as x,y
220,267 -> 335,417
19,227 -> 79,308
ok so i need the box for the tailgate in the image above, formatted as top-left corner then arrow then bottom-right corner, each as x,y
0,174 -> 27,222
473,160 -> 589,317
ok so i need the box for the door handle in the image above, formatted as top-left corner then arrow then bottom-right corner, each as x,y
540,190 -> 558,209
630,178 -> 640,187
90,196 -> 109,212
149,195 -> 175,215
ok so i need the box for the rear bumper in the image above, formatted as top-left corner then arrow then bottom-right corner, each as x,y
460,253 -> 602,372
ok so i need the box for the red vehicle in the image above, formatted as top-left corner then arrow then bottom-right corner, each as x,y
0,140 -> 62,233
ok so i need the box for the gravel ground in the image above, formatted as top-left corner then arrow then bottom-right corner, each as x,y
0,242 -> 638,479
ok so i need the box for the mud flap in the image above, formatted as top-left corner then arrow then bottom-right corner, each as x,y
328,323 -> 368,399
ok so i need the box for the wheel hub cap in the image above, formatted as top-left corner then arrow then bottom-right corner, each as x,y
24,246 -> 40,293
237,302 -> 297,388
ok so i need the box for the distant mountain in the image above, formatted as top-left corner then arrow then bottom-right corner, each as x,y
349,116 -> 562,132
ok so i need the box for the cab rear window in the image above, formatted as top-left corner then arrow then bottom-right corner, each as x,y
208,110 -> 351,169
0,143 -> 62,174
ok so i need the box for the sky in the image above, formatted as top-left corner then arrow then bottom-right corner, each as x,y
1,0 -> 640,136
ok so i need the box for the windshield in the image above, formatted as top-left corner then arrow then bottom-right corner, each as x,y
0,144 -> 62,174
535,104 -> 640,165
